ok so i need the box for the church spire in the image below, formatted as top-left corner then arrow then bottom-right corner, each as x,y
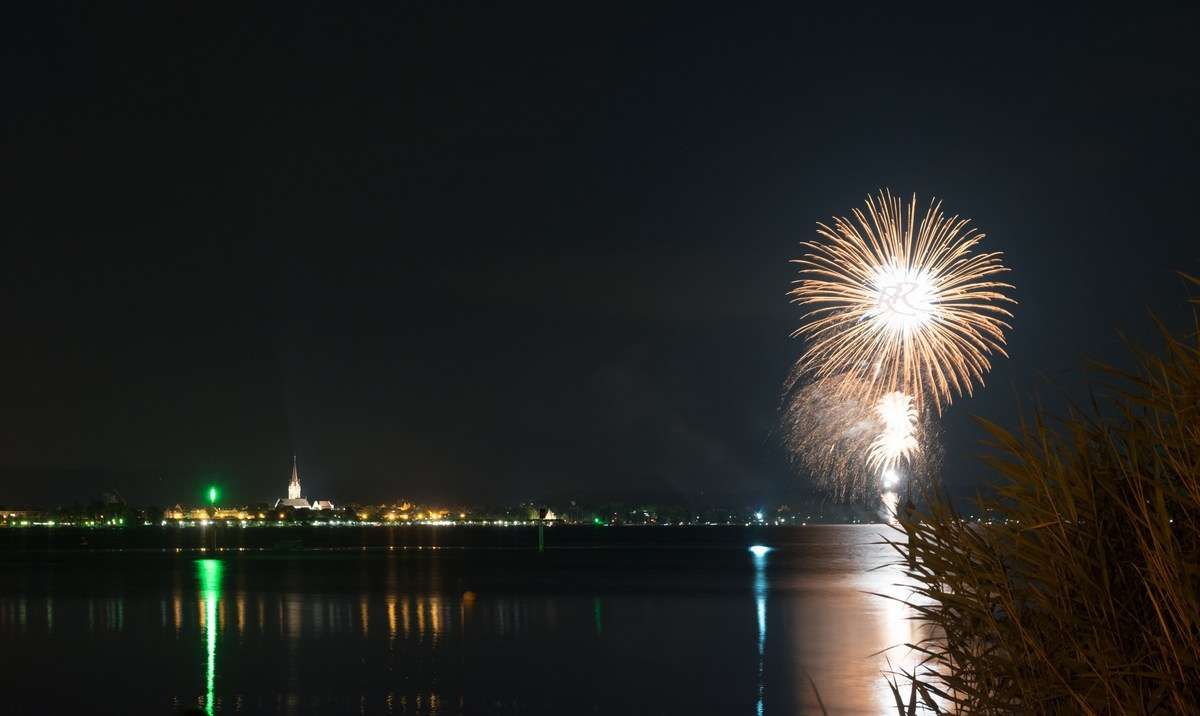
288,455 -> 302,500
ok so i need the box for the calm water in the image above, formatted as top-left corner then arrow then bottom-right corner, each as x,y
0,526 -> 919,715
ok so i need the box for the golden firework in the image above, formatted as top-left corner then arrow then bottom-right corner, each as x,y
790,190 -> 1015,412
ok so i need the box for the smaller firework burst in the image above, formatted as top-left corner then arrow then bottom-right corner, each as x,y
783,375 -> 939,502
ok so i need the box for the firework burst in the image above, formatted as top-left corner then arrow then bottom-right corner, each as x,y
789,190 -> 1015,414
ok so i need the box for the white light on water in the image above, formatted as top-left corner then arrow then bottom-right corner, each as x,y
749,545 -> 772,557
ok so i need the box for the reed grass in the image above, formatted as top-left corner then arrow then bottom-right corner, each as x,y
884,277 -> 1200,714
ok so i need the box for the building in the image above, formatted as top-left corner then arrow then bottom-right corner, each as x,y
212,508 -> 251,520
275,456 -> 312,510
273,456 -> 335,511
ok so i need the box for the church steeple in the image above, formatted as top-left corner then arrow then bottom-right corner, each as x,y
288,454 -> 302,500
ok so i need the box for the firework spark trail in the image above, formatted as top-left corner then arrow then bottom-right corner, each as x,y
867,392 -> 919,474
782,374 -> 882,501
789,190 -> 1016,415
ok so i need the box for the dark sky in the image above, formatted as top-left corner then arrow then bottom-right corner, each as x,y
2,4 -> 1197,506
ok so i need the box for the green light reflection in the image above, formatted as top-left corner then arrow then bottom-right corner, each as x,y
196,559 -> 223,715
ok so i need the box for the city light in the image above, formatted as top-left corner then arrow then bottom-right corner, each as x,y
0,501 -> 878,530
749,545 -> 772,557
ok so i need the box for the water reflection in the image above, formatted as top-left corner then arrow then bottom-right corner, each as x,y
0,527 -> 926,714
360,595 -> 369,637
881,490 -> 900,527
593,596 -> 603,635
196,559 -> 223,716
751,546 -> 770,716
855,536 -> 923,714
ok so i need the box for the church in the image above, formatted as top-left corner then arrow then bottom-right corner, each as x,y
274,456 -> 334,511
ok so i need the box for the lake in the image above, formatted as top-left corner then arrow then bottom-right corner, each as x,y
0,525 -> 919,715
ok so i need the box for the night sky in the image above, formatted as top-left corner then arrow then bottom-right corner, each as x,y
3,4 -> 1197,507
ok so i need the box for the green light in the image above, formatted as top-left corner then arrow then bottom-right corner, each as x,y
196,559 -> 223,716
593,517 -> 604,526
207,486 -> 219,505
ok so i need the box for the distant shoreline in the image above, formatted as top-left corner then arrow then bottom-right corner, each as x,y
0,523 -> 896,554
